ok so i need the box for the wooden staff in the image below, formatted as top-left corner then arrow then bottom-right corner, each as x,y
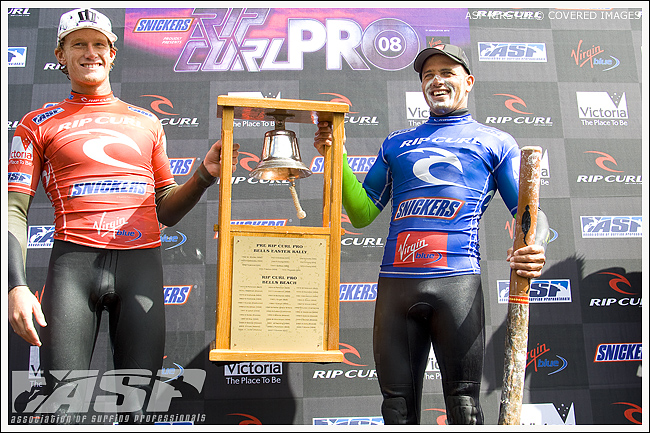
498,146 -> 543,425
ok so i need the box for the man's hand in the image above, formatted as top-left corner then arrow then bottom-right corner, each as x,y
506,245 -> 546,279
313,121 -> 346,156
8,286 -> 46,346
203,140 -> 240,178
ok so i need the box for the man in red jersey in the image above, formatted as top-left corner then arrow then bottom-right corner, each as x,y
7,8 -> 238,421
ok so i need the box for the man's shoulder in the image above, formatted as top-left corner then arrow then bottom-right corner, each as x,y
114,99 -> 160,122
469,119 -> 516,142
20,101 -> 67,127
386,126 -> 418,140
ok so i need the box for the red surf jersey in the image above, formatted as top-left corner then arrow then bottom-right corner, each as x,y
8,92 -> 176,249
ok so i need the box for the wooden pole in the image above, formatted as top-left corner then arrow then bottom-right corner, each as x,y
498,146 -> 543,425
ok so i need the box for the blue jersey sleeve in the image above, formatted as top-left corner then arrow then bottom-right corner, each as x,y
361,142 -> 392,211
494,138 -> 521,217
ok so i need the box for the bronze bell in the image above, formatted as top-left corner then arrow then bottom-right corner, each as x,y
249,112 -> 312,181
249,111 -> 311,219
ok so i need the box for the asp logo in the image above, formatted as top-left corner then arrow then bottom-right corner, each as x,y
580,216 -> 642,238
8,171 -> 32,187
497,280 -> 572,304
11,369 -> 206,418
32,107 -> 64,125
8,47 -> 27,67
478,42 -> 547,62
27,226 -> 55,249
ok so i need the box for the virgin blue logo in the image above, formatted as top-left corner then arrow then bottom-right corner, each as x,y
527,342 -> 568,375
161,230 -> 187,249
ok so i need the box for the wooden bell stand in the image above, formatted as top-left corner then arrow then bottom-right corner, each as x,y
210,96 -> 348,363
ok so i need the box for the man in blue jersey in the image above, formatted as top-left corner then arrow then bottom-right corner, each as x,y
314,44 -> 548,424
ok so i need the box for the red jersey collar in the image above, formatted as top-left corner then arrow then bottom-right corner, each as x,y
67,92 -> 117,104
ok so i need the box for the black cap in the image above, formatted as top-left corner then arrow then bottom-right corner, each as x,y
413,44 -> 471,77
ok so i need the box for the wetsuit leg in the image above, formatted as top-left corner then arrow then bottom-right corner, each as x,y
107,246 -> 165,422
373,275 -> 485,425
373,277 -> 432,424
38,241 -> 165,420
109,246 -> 165,373
40,241 -> 165,373
427,274 -> 485,425
39,241 -> 106,416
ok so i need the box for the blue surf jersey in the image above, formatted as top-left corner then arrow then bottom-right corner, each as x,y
362,113 -> 521,278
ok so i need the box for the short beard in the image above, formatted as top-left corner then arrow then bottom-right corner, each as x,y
425,79 -> 457,116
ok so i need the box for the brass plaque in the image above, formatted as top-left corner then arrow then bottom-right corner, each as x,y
230,235 -> 327,352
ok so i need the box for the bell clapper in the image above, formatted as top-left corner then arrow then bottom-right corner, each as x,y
289,178 -> 306,219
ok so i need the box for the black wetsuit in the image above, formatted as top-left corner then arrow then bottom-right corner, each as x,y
374,275 -> 484,424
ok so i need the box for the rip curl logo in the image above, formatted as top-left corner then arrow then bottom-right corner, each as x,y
228,413 -> 262,425
584,151 -> 623,173
600,272 -> 635,295
496,93 -> 532,114
400,148 -> 464,187
394,231 -> 448,268
63,129 -> 145,171
142,95 -> 178,116
612,402 -> 642,425
339,343 -> 367,367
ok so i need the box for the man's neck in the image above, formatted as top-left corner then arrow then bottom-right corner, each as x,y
432,108 -> 469,118
70,81 -> 112,95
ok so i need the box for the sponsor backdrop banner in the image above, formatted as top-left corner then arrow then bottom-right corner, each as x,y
4,5 -> 645,427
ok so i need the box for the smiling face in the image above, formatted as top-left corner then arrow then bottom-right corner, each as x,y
55,28 -> 116,95
420,54 -> 474,116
